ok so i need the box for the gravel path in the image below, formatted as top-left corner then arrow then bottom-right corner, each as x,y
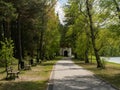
48,57 -> 117,90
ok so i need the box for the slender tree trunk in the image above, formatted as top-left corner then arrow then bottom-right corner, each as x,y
39,13 -> 46,60
85,50 -> 89,63
2,19 -> 6,41
3,19 -> 11,39
17,14 -> 23,70
0,21 -> 2,42
86,0 -> 102,68
85,42 -> 89,63
91,51 -> 92,63
85,33 -> 90,63
6,18 -> 11,39
74,53 -> 78,59
39,30 -> 44,60
5,55 -> 8,72
36,42 -> 40,63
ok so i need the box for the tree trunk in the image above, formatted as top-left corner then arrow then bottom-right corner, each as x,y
36,48 -> 39,63
74,53 -> 78,59
2,19 -> 6,41
2,18 -> 11,39
86,0 -> 102,68
0,23 -> 2,42
39,14 -> 46,60
6,19 -> 11,39
85,33 -> 90,63
39,30 -> 44,60
17,14 -> 23,70
85,49 -> 89,63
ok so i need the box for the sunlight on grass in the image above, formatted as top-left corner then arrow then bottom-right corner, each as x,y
0,81 -> 47,90
0,57 -> 61,90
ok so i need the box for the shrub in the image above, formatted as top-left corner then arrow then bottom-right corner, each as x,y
0,38 -> 14,67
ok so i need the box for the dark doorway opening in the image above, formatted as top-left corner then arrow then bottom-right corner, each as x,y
64,51 -> 68,57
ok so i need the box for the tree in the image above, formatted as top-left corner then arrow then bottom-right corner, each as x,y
0,1 -> 16,39
64,0 -> 113,67
0,0 -> 59,69
44,11 -> 60,59
64,0 -> 91,62
85,0 -> 103,68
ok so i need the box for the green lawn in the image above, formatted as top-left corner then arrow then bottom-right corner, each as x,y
0,57 -> 61,90
73,59 -> 120,89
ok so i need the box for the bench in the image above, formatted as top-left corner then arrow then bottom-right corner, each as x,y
24,65 -> 31,70
6,67 -> 20,80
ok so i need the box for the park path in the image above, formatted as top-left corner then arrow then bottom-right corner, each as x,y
48,57 -> 117,90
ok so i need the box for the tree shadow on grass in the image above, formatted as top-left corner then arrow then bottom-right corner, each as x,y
100,73 -> 120,89
0,80 -> 47,90
42,63 -> 55,66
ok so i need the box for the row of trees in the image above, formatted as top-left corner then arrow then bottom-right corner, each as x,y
0,0 -> 119,69
0,0 -> 60,69
63,0 -> 120,68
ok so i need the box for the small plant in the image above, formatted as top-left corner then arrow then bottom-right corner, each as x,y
101,58 -> 107,69
0,38 -> 14,70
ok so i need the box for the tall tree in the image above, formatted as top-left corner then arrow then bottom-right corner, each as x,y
85,0 -> 102,68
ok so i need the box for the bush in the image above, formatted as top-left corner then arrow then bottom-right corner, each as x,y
0,38 -> 14,67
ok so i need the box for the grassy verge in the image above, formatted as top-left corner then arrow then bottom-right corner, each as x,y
0,56 -> 61,90
73,59 -> 120,89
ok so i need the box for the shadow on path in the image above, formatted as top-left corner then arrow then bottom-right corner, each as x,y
48,57 -> 117,90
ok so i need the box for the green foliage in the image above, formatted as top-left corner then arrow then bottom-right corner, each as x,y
64,0 -> 120,59
0,38 -> 14,67
0,1 -> 17,21
64,0 -> 91,59
0,0 -> 60,60
44,9 -> 60,59
75,33 -> 87,59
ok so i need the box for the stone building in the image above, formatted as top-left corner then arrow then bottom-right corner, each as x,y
60,47 -> 72,57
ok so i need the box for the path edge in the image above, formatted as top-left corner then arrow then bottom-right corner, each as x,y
46,61 -> 57,90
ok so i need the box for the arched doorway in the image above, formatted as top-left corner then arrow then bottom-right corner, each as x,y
60,47 -> 72,57
64,51 -> 68,57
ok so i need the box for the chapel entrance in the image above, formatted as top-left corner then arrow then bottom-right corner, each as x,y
64,51 -> 68,57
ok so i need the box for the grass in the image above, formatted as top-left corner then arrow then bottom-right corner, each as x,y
0,56 -> 61,90
73,59 -> 120,89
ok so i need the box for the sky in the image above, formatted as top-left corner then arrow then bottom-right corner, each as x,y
59,0 -> 68,5
55,0 -> 68,25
